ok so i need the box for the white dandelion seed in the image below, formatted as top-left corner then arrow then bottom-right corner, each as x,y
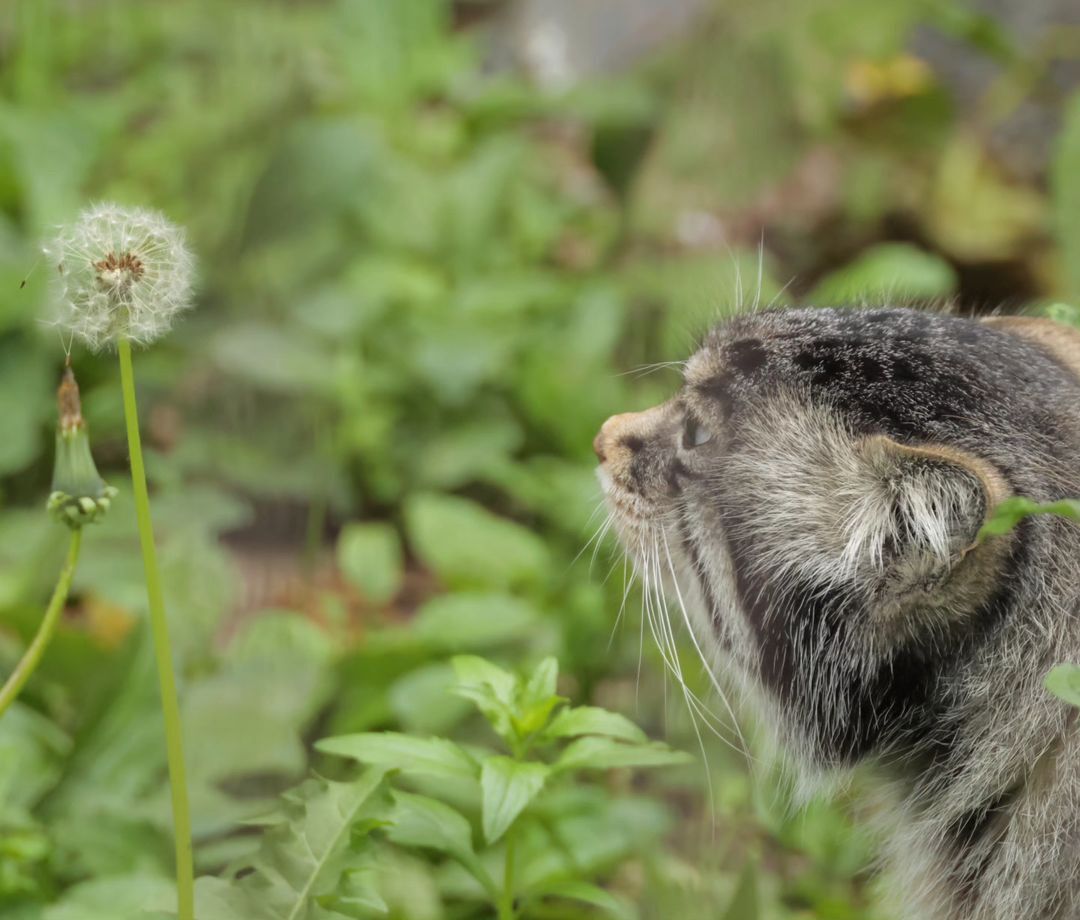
42,203 -> 195,350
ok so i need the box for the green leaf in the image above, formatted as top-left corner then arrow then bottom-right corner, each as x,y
530,881 -> 633,920
0,341 -> 52,476
1045,664 -> 1080,709
978,497 -> 1080,540
512,657 -> 564,737
337,523 -> 404,604
405,493 -> 550,588
411,593 -> 541,650
385,791 -> 497,898
189,770 -> 390,920
212,322 -> 334,395
315,733 -> 478,781
554,737 -> 693,773
807,243 -> 957,304
544,707 -> 648,744
720,861 -> 759,920
315,865 -> 388,918
42,874 -> 176,920
522,657 -> 558,705
480,756 -> 549,844
451,655 -> 518,741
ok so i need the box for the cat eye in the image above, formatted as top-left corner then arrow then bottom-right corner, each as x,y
682,415 -> 713,449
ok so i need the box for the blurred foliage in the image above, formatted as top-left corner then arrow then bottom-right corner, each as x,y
1,0 -> 1080,917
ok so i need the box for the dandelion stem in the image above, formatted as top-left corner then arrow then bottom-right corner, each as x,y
0,528 -> 82,718
118,337 -> 194,920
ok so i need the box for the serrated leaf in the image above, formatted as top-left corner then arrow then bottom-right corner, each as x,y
979,496 -> 1080,540
315,865 -> 388,918
190,770 -> 390,920
1045,664 -> 1080,709
553,737 -> 693,773
544,707 -> 648,744
480,757 -> 549,844
337,523 -> 404,604
315,733 -> 478,781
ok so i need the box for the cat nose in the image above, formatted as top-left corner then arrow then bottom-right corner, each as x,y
594,413 -> 643,464
593,430 -> 607,462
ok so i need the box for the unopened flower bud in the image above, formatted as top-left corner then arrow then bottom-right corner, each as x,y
47,367 -> 117,528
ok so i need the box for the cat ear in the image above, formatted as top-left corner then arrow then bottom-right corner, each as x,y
849,436 -> 1009,601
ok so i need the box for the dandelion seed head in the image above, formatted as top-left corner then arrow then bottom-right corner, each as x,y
42,203 -> 195,350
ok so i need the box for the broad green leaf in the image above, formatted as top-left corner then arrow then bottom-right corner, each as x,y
411,593 -> 540,650
480,756 -> 549,844
405,493 -> 550,588
386,791 -> 496,897
387,664 -> 471,735
337,523 -> 404,604
544,707 -> 648,744
1045,664 -> 1080,709
554,737 -> 693,773
979,497 -> 1080,540
315,733 -> 478,781
386,795 -> 470,860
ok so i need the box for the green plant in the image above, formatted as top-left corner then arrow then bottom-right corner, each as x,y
194,655 -> 690,920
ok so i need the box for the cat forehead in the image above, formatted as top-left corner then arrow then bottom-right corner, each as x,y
683,307 -> 1001,392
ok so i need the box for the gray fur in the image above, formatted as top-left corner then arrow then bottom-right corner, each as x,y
596,306 -> 1080,919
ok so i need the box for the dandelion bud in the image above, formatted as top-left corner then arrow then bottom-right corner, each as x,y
47,367 -> 117,528
42,203 -> 194,350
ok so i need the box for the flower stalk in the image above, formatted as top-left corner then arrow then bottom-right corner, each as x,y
118,336 -> 194,920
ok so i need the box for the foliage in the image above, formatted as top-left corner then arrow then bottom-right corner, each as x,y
189,656 -> 688,920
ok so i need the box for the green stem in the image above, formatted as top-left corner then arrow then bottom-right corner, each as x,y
498,825 -> 518,920
0,528 -> 82,718
118,337 -> 194,920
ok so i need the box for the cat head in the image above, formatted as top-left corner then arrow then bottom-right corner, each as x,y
597,307 -> 1077,768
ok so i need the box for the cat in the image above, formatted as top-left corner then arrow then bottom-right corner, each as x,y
596,307 -> 1080,918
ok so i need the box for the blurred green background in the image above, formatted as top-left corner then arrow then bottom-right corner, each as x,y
3,0 -> 1080,917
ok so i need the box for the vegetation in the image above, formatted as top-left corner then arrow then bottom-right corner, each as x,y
2,0 -> 1080,917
